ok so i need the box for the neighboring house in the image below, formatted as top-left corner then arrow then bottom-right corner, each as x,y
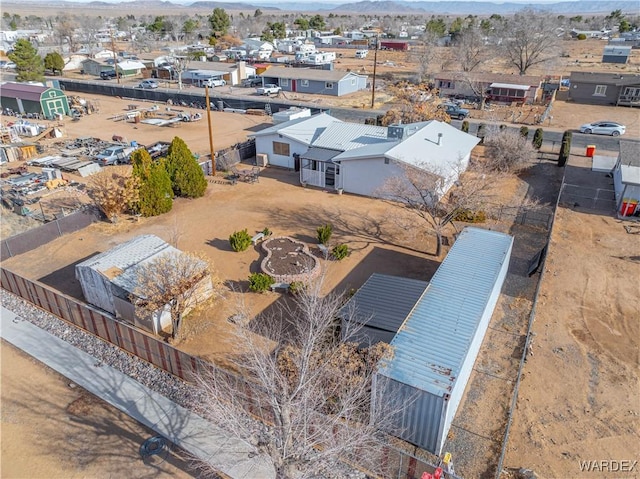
259,66 -> 367,97
116,60 -> 146,77
185,60 -> 256,85
613,140 -> 640,217
570,28 -> 611,39
252,113 -> 480,198
63,53 -> 89,71
0,82 -> 70,118
373,227 -> 514,455
81,58 -> 115,77
434,72 -> 542,103
75,235 -> 214,335
338,273 -> 429,346
602,45 -> 632,64
252,112 -> 340,169
568,72 -> 640,107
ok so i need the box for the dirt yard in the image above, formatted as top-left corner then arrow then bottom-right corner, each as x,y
1,341 -> 197,478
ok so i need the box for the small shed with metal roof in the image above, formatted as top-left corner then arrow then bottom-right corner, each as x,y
613,140 -> 640,217
602,45 -> 632,64
75,234 -> 213,335
372,227 -> 513,455
1,81 -> 70,118
259,66 -> 367,96
338,273 -> 428,346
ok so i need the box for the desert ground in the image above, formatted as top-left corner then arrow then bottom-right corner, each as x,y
1,341 -> 198,478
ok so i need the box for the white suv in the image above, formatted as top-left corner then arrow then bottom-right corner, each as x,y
138,79 -> 158,89
203,78 -> 226,87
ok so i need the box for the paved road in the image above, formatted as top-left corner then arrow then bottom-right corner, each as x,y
450,119 -> 624,153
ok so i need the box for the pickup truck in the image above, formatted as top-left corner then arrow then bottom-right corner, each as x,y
241,76 -> 262,87
439,103 -> 470,120
100,70 -> 119,80
256,84 -> 282,96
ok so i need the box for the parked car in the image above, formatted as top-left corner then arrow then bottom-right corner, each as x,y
202,78 -> 226,87
241,76 -> 262,87
579,121 -> 626,136
95,145 -> 140,166
0,61 -> 16,69
439,103 -> 470,120
138,79 -> 158,89
100,70 -> 119,80
256,84 -> 282,96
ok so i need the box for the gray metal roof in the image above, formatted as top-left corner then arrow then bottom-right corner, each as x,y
569,71 -> 640,86
76,235 -> 188,294
603,45 -> 632,56
251,113 -> 340,145
260,66 -> 366,82
333,140 -> 401,161
377,227 -> 513,397
300,147 -> 340,162
338,273 -> 428,333
311,122 -> 389,151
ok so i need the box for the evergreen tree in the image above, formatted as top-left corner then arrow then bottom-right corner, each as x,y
131,149 -> 173,216
165,137 -> 207,198
9,38 -> 44,82
532,128 -> 544,150
558,130 -> 572,167
209,8 -> 230,38
44,52 -> 64,75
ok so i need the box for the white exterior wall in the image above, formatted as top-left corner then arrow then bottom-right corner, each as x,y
76,267 -> 116,315
340,157 -> 404,197
254,134 -> 308,169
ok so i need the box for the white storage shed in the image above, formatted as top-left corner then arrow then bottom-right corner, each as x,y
373,227 -> 513,455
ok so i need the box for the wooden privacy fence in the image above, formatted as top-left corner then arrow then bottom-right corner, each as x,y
0,267 -> 457,479
0,267 -> 205,382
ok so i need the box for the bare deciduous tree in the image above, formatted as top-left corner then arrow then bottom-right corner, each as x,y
87,166 -> 140,222
378,159 -> 493,256
483,128 -> 536,173
498,9 -> 561,75
454,26 -> 487,72
197,281 -> 400,479
133,251 -> 214,341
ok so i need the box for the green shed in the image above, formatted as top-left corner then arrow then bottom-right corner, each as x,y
1,82 -> 70,118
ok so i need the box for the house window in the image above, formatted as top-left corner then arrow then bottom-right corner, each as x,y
273,141 -> 290,156
301,79 -> 309,87
326,82 -> 334,89
438,80 -> 454,89
594,85 -> 607,96
623,87 -> 640,99
384,158 -> 390,164
281,78 -> 289,86
351,78 -> 356,86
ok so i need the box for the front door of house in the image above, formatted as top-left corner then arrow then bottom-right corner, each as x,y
292,80 -> 297,92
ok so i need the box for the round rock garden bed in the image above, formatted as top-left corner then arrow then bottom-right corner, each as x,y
260,236 -> 320,284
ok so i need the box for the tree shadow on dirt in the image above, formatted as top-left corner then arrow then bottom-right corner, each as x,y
205,238 -> 233,252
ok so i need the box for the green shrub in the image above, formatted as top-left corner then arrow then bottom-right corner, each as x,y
229,229 -> 252,252
454,209 -> 487,223
477,123 -> 487,144
165,136 -> 207,198
331,244 -> 349,260
262,227 -> 272,236
461,120 -> 470,133
577,33 -> 587,40
288,281 -> 306,295
131,149 -> 173,217
248,273 -> 274,293
532,128 -> 544,149
519,126 -> 529,138
316,223 -> 333,245
558,130 -> 572,167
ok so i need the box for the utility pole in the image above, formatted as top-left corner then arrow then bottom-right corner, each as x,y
110,29 -> 120,85
370,35 -> 379,109
205,85 -> 216,176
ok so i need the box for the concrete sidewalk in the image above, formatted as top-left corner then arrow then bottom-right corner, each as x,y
0,306 -> 274,479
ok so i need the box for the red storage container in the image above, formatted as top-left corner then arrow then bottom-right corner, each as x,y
620,201 -> 638,216
586,145 -> 596,157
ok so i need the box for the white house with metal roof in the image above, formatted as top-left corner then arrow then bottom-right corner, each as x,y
253,113 -> 480,197
251,113 -> 341,169
75,235 -> 214,335
260,66 -> 367,96
373,227 -> 514,455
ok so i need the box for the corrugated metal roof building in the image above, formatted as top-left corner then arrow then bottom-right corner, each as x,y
75,235 -> 213,334
373,227 -> 513,455
338,273 -> 429,346
602,45 -> 632,64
